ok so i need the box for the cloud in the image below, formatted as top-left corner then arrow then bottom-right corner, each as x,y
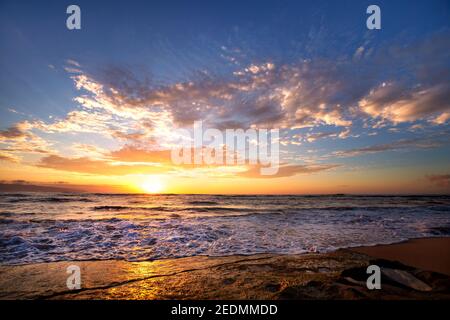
2,30 -> 449,178
0,152 -> 19,162
0,121 -> 53,155
71,143 -> 109,158
333,136 -> 445,158
35,143 -> 337,179
37,155 -> 171,175
426,174 -> 450,188
36,145 -> 228,176
358,31 -> 450,125
67,32 -> 449,137
70,60 -> 354,131
359,82 -> 450,124
237,163 -> 339,178
109,145 -> 243,169
0,122 -> 30,140
0,181 -> 80,193
304,130 -> 349,142
432,112 -> 450,125
66,59 -> 81,67
109,145 -> 173,164
32,110 -> 114,134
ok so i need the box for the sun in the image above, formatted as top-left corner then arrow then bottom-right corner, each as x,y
141,176 -> 165,194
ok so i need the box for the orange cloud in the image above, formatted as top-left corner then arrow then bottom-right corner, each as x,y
237,164 -> 339,179
37,155 -> 170,175
359,83 -> 450,124
426,174 -> 450,188
109,145 -> 173,163
0,152 -> 19,163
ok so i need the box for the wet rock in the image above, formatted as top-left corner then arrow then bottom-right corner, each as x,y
340,266 -> 368,281
382,268 -> 432,292
223,278 -> 236,285
0,251 -> 449,300
264,283 -> 281,292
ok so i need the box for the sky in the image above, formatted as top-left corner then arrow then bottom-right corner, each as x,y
0,0 -> 449,194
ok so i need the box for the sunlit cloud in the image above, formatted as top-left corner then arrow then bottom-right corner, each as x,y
37,154 -> 172,176
237,163 -> 339,179
0,30 -> 449,192
0,152 -> 19,163
333,136 -> 446,158
359,82 -> 450,124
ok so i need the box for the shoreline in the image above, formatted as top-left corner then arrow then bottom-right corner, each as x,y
2,236 -> 449,268
0,237 -> 449,299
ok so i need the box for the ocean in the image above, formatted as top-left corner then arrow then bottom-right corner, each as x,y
0,193 -> 449,265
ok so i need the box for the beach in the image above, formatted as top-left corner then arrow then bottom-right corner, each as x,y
1,194 -> 449,299
1,237 -> 449,300
351,237 -> 450,276
1,194 -> 450,300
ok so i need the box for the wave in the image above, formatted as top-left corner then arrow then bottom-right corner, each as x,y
93,205 -> 130,211
92,205 -> 173,212
427,225 -> 450,235
7,197 -> 93,203
0,218 -> 15,224
1,193 -> 449,265
0,193 -> 29,197
187,201 -> 219,205
91,205 -> 257,213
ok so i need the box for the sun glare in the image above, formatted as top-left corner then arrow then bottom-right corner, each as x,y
141,176 -> 165,194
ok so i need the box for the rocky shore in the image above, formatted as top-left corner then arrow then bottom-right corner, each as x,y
1,239 -> 449,300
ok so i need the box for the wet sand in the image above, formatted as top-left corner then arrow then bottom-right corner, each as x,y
350,237 -> 450,276
0,238 -> 449,300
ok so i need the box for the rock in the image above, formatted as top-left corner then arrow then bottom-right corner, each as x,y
1,251 -> 448,299
264,283 -> 281,292
382,268 -> 432,292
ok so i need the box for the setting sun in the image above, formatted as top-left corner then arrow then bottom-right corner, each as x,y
141,176 -> 165,193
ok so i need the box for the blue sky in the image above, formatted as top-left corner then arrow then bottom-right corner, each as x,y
0,0 -> 449,193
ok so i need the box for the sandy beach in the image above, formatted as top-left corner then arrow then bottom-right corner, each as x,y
0,237 -> 449,300
350,237 -> 450,276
